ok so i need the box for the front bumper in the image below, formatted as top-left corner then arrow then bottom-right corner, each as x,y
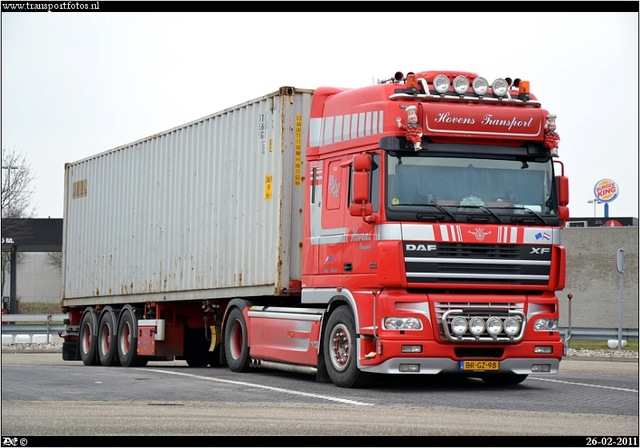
359,356 -> 560,375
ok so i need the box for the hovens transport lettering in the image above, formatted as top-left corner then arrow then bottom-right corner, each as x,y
60,70 -> 570,389
433,111 -> 534,131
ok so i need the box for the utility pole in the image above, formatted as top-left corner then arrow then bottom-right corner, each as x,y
2,164 -> 19,314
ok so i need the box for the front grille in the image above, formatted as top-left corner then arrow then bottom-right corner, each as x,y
404,243 -> 551,285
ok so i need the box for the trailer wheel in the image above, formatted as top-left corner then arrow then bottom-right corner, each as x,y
224,307 -> 251,372
79,309 -> 99,366
481,374 -> 528,386
117,308 -> 147,367
98,308 -> 120,366
323,306 -> 373,388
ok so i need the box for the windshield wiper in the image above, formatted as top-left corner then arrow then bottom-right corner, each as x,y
497,206 -> 546,224
400,203 -> 458,222
457,205 -> 504,223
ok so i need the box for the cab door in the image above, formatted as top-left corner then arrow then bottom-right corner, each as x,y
316,158 -> 348,279
343,154 -> 380,278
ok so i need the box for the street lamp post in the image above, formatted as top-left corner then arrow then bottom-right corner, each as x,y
2,165 -> 19,315
587,199 -> 603,217
2,164 -> 18,186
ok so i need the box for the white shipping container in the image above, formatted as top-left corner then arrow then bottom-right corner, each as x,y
62,87 -> 313,306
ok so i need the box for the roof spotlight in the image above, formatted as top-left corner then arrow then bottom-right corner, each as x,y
433,74 -> 450,94
472,77 -> 489,96
492,78 -> 509,97
453,76 -> 470,95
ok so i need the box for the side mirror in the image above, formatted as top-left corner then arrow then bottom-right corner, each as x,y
557,175 -> 569,206
352,171 -> 370,203
350,202 -> 373,217
558,205 -> 569,222
353,154 -> 371,172
349,154 -> 375,222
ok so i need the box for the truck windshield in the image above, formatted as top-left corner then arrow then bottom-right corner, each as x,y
385,152 -> 557,223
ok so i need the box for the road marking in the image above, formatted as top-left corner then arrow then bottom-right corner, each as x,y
141,368 -> 374,406
530,377 -> 638,393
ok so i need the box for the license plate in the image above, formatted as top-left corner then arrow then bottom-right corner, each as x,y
460,360 -> 500,371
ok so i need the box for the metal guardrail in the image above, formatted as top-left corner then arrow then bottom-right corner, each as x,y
1,314 -> 67,323
2,314 -> 66,343
560,327 -> 638,341
1,316 -> 637,345
2,324 -> 65,334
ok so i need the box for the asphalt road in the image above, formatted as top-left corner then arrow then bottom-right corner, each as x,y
1,353 -> 638,438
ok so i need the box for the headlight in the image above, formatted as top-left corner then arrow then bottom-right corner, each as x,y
451,316 -> 468,335
453,75 -> 470,95
503,317 -> 521,336
534,318 -> 558,331
472,77 -> 489,96
492,78 -> 509,97
383,317 -> 422,330
486,317 -> 503,336
468,317 -> 485,336
433,74 -> 450,94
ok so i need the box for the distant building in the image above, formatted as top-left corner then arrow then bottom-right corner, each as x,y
566,217 -> 638,228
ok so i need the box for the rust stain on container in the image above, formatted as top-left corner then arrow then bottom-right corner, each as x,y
62,88 -> 311,303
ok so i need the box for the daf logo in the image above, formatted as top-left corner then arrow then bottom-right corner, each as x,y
530,247 -> 550,255
406,244 -> 437,251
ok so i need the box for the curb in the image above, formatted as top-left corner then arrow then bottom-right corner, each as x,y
564,355 -> 638,363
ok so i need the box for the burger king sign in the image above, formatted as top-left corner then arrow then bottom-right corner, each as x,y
594,179 -> 619,203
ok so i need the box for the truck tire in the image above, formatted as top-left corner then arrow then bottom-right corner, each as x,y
481,373 -> 528,386
323,306 -> 374,388
224,307 -> 251,372
79,309 -> 99,366
117,308 -> 147,367
98,308 -> 120,366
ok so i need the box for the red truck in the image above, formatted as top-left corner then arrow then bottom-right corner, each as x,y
61,70 -> 569,388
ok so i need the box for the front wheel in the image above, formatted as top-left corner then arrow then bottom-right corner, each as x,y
323,306 -> 373,388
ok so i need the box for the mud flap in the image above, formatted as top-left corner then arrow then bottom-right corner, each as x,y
62,340 -> 79,361
315,350 -> 331,383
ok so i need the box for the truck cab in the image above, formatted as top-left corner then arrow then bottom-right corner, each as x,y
299,71 -> 569,387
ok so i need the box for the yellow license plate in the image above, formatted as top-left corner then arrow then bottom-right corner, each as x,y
460,360 -> 500,371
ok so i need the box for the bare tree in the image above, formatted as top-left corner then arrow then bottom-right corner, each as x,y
2,147 -> 36,219
45,251 -> 63,271
2,146 -> 37,296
